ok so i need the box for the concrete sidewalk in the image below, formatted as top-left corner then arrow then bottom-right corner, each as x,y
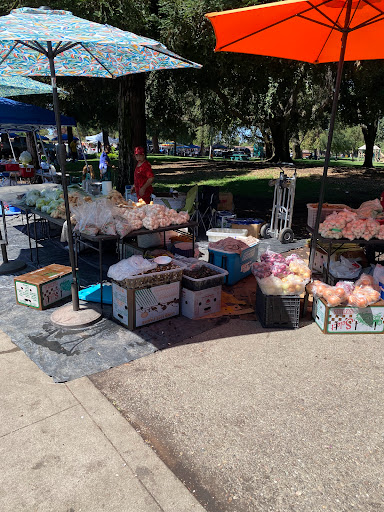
0,331 -> 205,512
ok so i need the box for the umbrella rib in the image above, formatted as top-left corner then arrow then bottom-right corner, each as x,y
350,12 -> 384,30
0,42 -> 18,66
296,14 -> 342,31
314,3 -> 346,62
17,40 -> 47,55
79,43 -> 115,77
305,1 -> 343,30
142,44 -> 200,67
217,0 -> 336,50
54,42 -> 81,56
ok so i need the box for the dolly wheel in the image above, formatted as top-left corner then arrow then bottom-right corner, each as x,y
278,228 -> 294,244
260,223 -> 272,239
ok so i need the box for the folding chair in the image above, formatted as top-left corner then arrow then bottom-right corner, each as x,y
196,185 -> 220,232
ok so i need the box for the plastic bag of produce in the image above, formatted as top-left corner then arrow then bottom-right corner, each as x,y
257,276 -> 283,295
107,255 -> 157,280
355,198 -> 382,219
25,189 -> 41,206
260,248 -> 285,264
252,261 -> 272,279
280,274 -> 307,295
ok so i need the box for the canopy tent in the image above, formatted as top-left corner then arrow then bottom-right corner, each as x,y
358,145 -> 380,151
0,97 -> 76,131
85,132 -> 118,144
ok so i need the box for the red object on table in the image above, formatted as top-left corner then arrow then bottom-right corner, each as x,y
19,166 -> 35,178
5,163 -> 19,172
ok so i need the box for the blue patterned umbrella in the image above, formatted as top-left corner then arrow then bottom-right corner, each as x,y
0,7 -> 201,318
0,74 -> 65,97
0,7 -> 201,77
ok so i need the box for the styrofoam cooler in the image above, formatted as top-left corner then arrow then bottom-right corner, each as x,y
206,228 -> 248,243
208,243 -> 259,285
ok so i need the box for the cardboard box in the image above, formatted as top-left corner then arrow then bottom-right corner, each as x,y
181,286 -> 222,319
312,297 -> 384,334
14,264 -> 72,310
112,281 -> 180,329
218,192 -> 234,212
231,222 -> 262,238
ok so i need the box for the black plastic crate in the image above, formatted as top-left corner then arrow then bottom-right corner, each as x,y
256,287 -> 300,329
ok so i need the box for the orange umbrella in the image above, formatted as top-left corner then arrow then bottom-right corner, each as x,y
206,0 -> 381,267
206,0 -> 384,64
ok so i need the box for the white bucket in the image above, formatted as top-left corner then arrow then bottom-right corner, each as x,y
101,181 -> 112,195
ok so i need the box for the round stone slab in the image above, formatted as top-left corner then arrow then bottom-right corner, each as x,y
51,303 -> 102,329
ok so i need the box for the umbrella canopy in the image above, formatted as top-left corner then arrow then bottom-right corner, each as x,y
0,7 -> 201,77
206,0 -> 384,64
0,75 -> 65,97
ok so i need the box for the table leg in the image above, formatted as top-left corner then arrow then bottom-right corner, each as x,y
33,213 -> 39,266
26,212 -> 33,261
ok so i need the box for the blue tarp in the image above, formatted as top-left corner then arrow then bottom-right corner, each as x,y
0,97 -> 76,131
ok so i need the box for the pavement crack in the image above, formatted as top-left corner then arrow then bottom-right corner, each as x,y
0,403 -> 80,439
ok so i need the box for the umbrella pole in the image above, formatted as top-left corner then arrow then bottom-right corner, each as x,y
308,4 -> 352,272
47,44 -> 101,328
47,42 -> 79,311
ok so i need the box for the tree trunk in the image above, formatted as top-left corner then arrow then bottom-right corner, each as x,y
117,74 -> 147,192
268,121 -> 292,163
67,126 -> 73,144
152,133 -> 159,154
292,132 -> 302,159
173,140 -> 177,156
102,130 -> 109,148
26,132 -> 39,169
361,120 -> 378,168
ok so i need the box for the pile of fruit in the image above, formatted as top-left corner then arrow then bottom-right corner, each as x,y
307,274 -> 380,307
319,199 -> 384,240
252,251 -> 311,295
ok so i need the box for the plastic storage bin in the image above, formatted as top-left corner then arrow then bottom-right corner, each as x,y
208,243 -> 258,285
19,166 -> 35,178
256,287 -> 300,329
307,203 -> 351,229
182,262 -> 228,291
206,227 -> 248,243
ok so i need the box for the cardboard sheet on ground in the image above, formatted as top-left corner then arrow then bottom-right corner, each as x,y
201,291 -> 254,319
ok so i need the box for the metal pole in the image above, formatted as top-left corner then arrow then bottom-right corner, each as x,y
6,131 -> 17,161
47,41 -> 79,311
32,130 -> 41,167
308,0 -> 352,271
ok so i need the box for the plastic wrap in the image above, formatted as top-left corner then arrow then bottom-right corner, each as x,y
252,262 -> 272,279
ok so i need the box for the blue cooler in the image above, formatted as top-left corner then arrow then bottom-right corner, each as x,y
208,243 -> 259,285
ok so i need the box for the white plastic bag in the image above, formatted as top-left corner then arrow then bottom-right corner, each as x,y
329,255 -> 361,278
373,264 -> 384,300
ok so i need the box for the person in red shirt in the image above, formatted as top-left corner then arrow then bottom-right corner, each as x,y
131,146 -> 154,204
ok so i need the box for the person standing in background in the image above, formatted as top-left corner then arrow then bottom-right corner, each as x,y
99,145 -> 115,180
70,138 -> 77,161
131,146 -> 154,204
